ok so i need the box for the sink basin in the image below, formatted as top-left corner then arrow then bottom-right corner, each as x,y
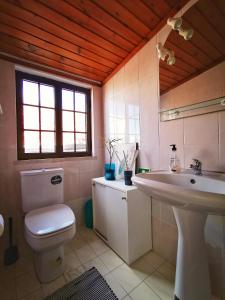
132,171 -> 225,214
132,170 -> 225,300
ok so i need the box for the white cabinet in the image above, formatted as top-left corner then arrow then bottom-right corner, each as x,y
92,177 -> 152,264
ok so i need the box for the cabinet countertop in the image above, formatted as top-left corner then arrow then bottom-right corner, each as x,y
92,177 -> 137,192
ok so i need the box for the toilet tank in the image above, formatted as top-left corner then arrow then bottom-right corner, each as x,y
20,168 -> 64,213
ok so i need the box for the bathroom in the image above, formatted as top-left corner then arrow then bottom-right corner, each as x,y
0,0 -> 225,299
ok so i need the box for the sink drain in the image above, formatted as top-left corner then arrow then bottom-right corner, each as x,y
190,179 -> 196,184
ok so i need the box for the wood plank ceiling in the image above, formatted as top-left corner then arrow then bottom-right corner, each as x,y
160,0 -> 225,94
0,0 -> 188,86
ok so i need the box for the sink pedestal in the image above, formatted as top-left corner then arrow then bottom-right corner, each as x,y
173,207 -> 211,300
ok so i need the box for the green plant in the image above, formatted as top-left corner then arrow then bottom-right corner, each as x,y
105,138 -> 120,166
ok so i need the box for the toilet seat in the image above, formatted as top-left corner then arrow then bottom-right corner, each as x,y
25,204 -> 76,251
25,203 -> 75,236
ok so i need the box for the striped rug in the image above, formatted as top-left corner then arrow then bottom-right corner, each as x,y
45,267 -> 118,300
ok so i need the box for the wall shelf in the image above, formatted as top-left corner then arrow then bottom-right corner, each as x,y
160,96 -> 225,121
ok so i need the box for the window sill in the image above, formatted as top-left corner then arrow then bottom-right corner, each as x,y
13,155 -> 97,165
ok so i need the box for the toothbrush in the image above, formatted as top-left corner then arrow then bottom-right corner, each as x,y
130,150 -> 139,170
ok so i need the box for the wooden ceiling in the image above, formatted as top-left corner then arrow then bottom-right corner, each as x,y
0,0 -> 188,86
160,0 -> 225,95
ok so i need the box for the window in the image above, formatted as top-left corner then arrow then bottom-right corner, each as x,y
16,71 -> 92,160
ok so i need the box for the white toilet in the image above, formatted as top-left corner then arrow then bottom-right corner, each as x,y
20,168 -> 76,283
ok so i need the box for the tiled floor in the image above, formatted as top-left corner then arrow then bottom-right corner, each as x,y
0,227 -> 218,300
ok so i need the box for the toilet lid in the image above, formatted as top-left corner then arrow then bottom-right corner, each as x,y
25,204 -> 75,236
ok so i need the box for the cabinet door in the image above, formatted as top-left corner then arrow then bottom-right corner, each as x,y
92,183 -> 108,240
106,187 -> 128,261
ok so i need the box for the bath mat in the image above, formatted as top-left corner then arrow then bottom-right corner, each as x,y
45,267 -> 118,300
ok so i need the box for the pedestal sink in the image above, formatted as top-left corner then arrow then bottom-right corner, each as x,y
132,171 -> 225,300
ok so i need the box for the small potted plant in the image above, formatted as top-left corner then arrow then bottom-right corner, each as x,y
105,138 -> 120,180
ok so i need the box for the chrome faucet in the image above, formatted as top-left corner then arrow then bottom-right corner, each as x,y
190,159 -> 202,175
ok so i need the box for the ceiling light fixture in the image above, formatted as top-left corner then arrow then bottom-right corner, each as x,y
156,43 -> 175,66
167,17 -> 183,30
167,17 -> 194,41
178,27 -> 194,40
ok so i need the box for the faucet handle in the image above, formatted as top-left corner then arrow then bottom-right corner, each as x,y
190,159 -> 200,168
192,159 -> 201,166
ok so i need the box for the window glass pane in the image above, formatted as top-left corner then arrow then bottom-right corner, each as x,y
62,111 -> 74,131
75,92 -> 86,112
23,80 -> 39,105
24,131 -> 39,153
41,108 -> 55,130
40,85 -> 55,108
75,113 -> 86,132
76,133 -> 87,152
24,105 -> 39,130
62,89 -> 74,110
41,132 -> 55,153
63,133 -> 74,152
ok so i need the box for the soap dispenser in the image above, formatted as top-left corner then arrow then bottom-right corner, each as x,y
169,144 -> 180,172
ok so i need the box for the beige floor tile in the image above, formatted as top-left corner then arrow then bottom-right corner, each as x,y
129,282 -> 161,300
143,251 -> 165,269
75,244 -> 97,263
99,250 -> 124,272
20,289 -> 44,300
64,265 -> 86,283
18,242 -> 33,259
110,264 -> 145,293
16,271 -> 41,299
42,275 -> 65,298
104,273 -> 127,300
15,255 -> 34,277
0,271 -> 16,291
0,279 -> 17,300
0,263 -> 17,280
64,251 -> 82,270
145,271 -> 174,300
83,257 -> 110,276
157,262 -> 176,283
78,227 -> 97,241
122,296 -> 132,300
68,235 -> 87,251
130,255 -> 156,279
64,243 -> 73,254
88,238 -> 110,255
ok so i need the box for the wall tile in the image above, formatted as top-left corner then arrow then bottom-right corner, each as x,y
152,218 -> 177,265
161,204 -> 176,226
219,111 -> 225,171
184,113 -> 218,146
184,144 -> 219,171
159,119 -> 184,170
124,55 -> 139,87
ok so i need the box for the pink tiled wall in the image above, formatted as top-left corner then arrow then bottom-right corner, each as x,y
0,59 -> 104,257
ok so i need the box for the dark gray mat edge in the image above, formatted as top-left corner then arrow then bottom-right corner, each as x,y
45,267 -> 119,300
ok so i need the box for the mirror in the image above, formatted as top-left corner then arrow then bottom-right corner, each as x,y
159,0 -> 225,121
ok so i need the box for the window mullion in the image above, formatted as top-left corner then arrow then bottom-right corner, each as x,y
55,84 -> 62,157
74,91 -> 76,153
38,84 -> 41,154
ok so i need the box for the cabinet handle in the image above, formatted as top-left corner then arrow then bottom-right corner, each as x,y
122,197 -> 126,201
92,183 -> 95,186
